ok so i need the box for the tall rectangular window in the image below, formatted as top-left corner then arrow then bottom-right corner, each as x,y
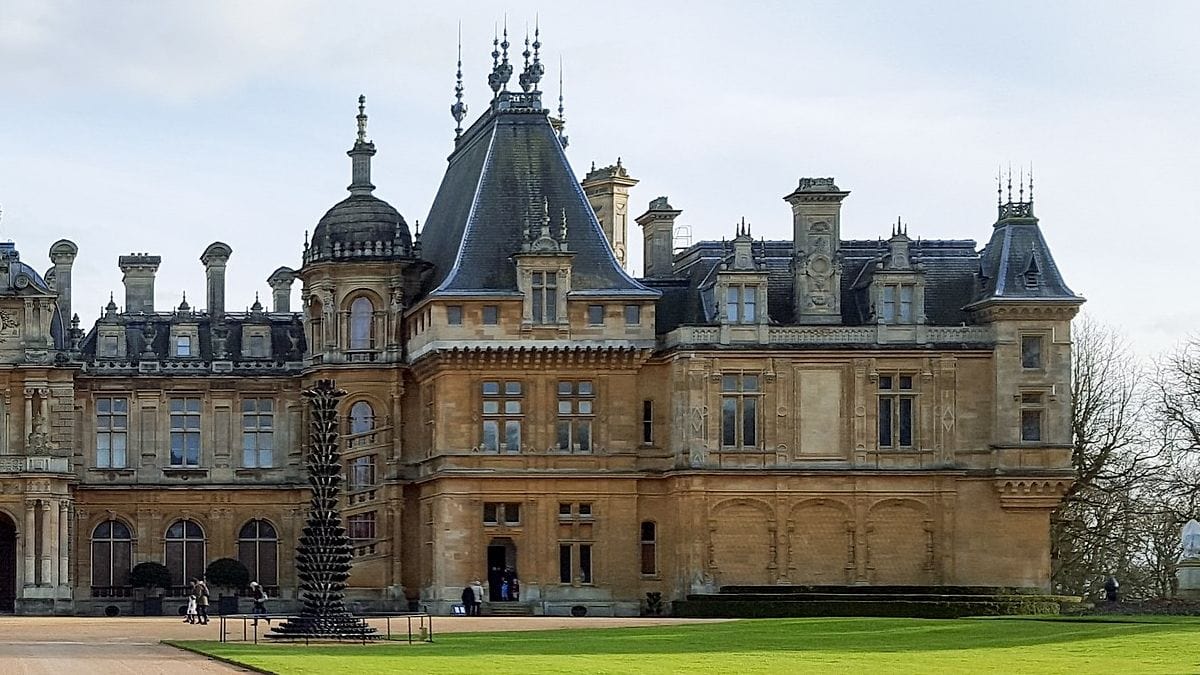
241,398 -> 273,468
899,285 -> 914,323
1021,392 -> 1044,442
642,400 -> 654,445
881,286 -> 896,323
725,285 -> 757,323
176,335 -> 192,357
640,522 -> 657,576
532,271 -> 558,323
1021,335 -> 1044,369
579,544 -> 593,584
559,544 -> 572,583
878,374 -> 915,448
720,374 -> 760,448
96,397 -> 128,469
169,397 -> 202,467
481,380 -> 522,453
556,380 -> 594,453
558,543 -> 594,584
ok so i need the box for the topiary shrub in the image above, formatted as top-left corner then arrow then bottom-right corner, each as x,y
205,557 -> 250,594
130,561 -> 172,592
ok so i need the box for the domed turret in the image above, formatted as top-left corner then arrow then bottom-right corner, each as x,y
305,95 -> 414,263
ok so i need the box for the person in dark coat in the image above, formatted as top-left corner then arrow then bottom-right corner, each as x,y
1103,576 -> 1120,603
461,585 -> 475,615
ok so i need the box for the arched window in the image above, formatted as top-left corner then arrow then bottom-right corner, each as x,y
349,401 -> 374,435
91,520 -> 133,588
237,519 -> 278,587
349,297 -> 374,349
164,519 -> 206,588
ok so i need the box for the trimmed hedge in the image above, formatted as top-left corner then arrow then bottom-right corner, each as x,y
674,599 -> 1063,619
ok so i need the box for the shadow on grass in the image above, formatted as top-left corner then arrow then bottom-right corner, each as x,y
174,616 -> 1200,660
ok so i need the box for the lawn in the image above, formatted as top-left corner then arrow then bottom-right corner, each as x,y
171,616 -> 1200,674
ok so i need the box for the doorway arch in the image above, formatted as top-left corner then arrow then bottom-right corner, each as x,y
0,512 -> 16,612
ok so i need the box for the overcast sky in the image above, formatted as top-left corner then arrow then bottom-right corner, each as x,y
1,1 -> 1195,355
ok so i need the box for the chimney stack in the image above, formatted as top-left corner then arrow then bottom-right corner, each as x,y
783,177 -> 850,324
118,253 -> 161,314
49,239 -> 79,326
635,197 -> 682,278
581,159 -> 639,269
200,242 -> 233,317
267,266 -> 297,313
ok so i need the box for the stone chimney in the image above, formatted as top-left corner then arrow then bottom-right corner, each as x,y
581,158 -> 639,269
48,240 -> 78,322
783,177 -> 850,324
267,266 -> 297,313
118,253 -> 161,314
635,197 -> 682,278
200,242 -> 233,316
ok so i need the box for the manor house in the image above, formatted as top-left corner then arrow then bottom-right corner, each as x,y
0,33 -> 1082,615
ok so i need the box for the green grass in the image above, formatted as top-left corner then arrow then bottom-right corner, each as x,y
171,616 -> 1200,674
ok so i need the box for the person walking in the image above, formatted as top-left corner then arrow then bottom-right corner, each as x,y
250,581 -> 270,625
184,579 -> 198,624
469,579 -> 484,616
460,584 -> 475,616
194,576 -> 211,625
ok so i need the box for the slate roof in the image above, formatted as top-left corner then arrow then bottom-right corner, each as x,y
972,203 -> 1081,305
659,238 -> 982,333
418,95 -> 658,299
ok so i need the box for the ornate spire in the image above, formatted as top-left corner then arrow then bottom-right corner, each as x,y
556,58 -> 569,148
451,26 -> 468,140
520,19 -> 544,93
347,95 -> 376,196
519,30 -> 532,92
559,207 -> 568,246
488,26 -> 502,96
497,22 -> 512,91
1028,164 -> 1034,202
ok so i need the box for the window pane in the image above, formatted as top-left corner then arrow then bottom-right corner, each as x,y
482,381 -> 500,396
899,397 -> 913,447
558,381 -> 573,395
559,545 -> 572,583
447,305 -> 463,325
545,289 -> 557,323
899,376 -> 913,390
1022,410 -> 1042,442
721,375 -> 738,392
187,398 -> 201,413
505,381 -> 522,396
558,400 -> 573,415
882,286 -> 896,323
576,420 -> 592,452
578,381 -> 593,396
641,542 -> 657,576
725,286 -> 739,322
578,503 -> 592,516
92,540 -> 112,587
259,542 -> 278,586
642,400 -> 653,445
505,421 -> 521,452
504,503 -> 520,525
484,503 -> 498,523
532,287 -> 543,322
624,305 -> 641,325
483,305 -> 499,325
743,375 -> 759,392
899,285 -> 914,322
482,421 -> 499,452
559,503 -> 572,516
744,288 -> 756,322
743,397 -> 757,447
641,522 -> 656,541
113,541 -> 131,587
483,400 -> 500,415
578,400 -> 593,415
588,305 -> 603,325
879,375 -> 893,390
556,421 -> 571,450
505,400 -> 522,414
722,397 -> 737,446
878,398 -> 893,447
1022,336 -> 1043,369
97,398 -> 110,414
580,544 -> 592,584
170,434 -> 184,465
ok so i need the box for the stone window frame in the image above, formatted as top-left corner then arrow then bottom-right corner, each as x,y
349,454 -> 377,491
720,372 -> 761,449
642,400 -> 654,446
346,294 -> 378,351
481,380 -> 523,454
640,521 -> 658,577
241,325 -> 272,359
482,305 -> 500,325
558,542 -> 594,585
95,396 -> 129,469
555,380 -> 595,453
90,519 -> 134,589
586,304 -> 605,326
347,511 -> 377,541
624,304 -> 642,326
237,519 -> 279,587
877,372 -> 918,449
482,502 -> 522,527
168,396 -> 203,467
99,330 -> 124,358
723,283 -> 760,324
240,397 -> 274,468
168,325 -> 200,360
164,518 -> 206,587
446,305 -> 464,326
1019,389 -> 1047,443
1020,332 -> 1047,371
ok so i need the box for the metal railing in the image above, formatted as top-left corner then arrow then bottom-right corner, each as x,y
218,612 -> 434,646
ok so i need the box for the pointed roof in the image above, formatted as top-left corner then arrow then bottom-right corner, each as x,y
970,200 -> 1081,306
418,93 -> 658,298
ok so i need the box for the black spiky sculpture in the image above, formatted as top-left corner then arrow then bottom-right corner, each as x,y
267,379 -> 376,640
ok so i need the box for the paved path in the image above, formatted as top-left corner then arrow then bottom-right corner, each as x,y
0,615 -> 722,674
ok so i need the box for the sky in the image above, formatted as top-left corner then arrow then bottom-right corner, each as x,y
1,0 -> 1196,356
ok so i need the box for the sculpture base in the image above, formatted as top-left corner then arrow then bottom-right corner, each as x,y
1176,559 -> 1200,599
265,614 -> 380,641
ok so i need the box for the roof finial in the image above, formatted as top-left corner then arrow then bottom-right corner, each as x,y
1028,163 -> 1034,202
996,166 -> 1002,206
498,18 -> 512,91
356,94 -> 368,144
560,207 -> 568,245
541,196 -> 552,238
556,57 -> 568,147
1019,165 -> 1025,203
1006,163 -> 1013,203
519,28 -> 532,92
488,25 -> 502,97
452,24 -> 468,140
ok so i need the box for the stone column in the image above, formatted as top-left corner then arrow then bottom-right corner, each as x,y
42,500 -> 57,587
24,500 -> 36,585
59,501 -> 70,588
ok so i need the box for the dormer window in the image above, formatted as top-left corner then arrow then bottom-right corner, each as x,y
880,284 -> 914,324
724,285 -> 758,323
102,335 -> 119,357
249,335 -> 266,357
175,335 -> 192,357
531,271 -> 558,323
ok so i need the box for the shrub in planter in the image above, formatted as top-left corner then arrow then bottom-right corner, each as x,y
129,562 -> 172,616
205,558 -> 250,614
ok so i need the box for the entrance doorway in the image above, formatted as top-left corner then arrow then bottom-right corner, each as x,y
486,537 -> 517,602
0,513 -> 15,612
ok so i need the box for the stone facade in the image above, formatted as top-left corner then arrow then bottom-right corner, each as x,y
0,43 -> 1083,616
